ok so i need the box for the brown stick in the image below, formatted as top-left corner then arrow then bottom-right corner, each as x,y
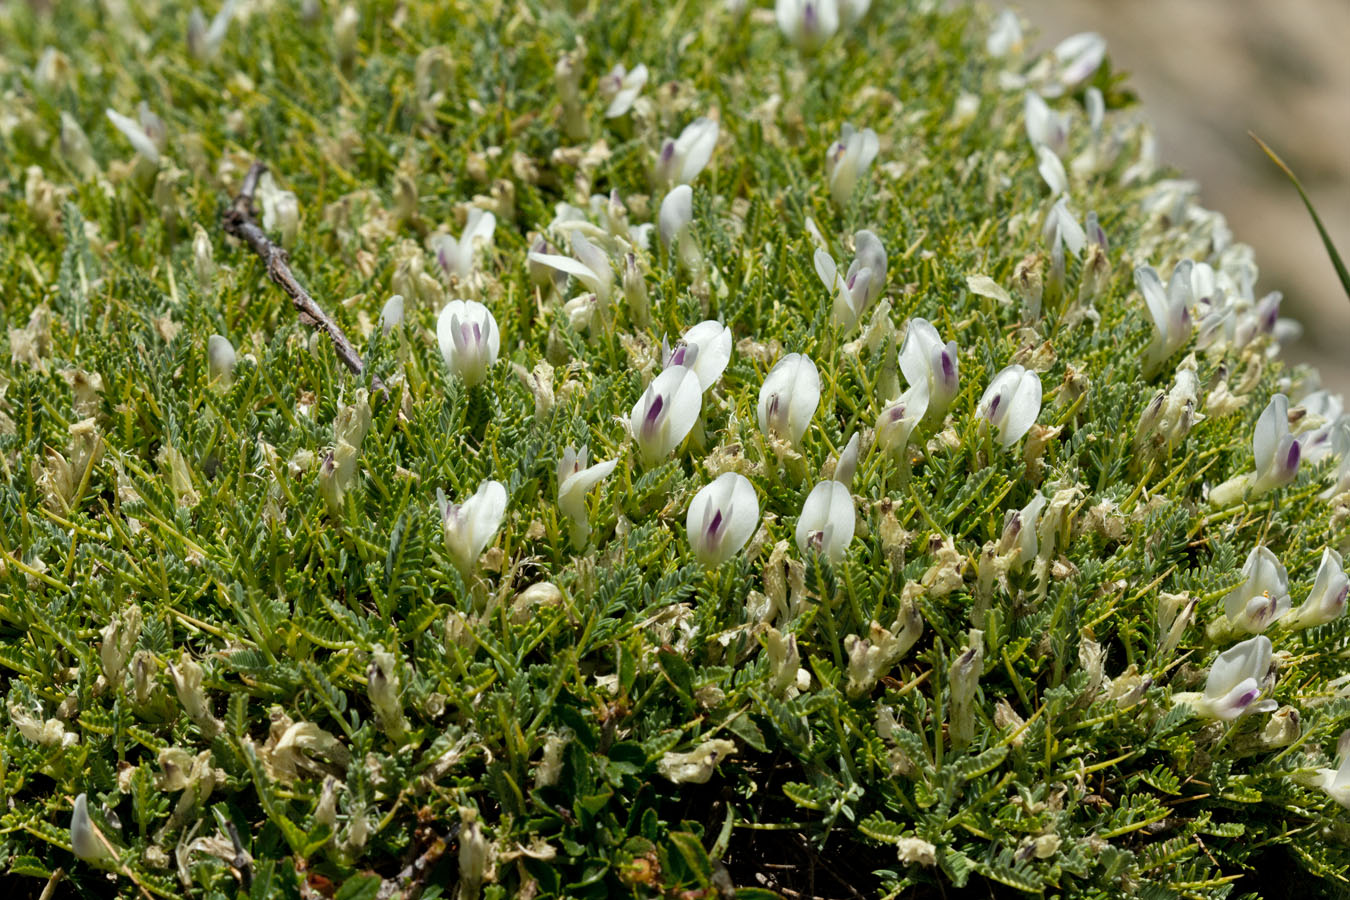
222,162 -> 366,378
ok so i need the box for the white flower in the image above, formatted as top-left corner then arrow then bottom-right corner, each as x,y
1043,197 -> 1086,257
105,107 -> 160,164
998,492 -> 1046,572
1135,262 -> 1193,375
1293,390 -> 1344,464
687,473 -> 760,567
600,63 -> 648,118
1287,549 -> 1349,630
439,480 -> 507,574
1050,32 -> 1107,94
978,364 -> 1042,449
557,447 -> 619,547
796,480 -> 855,563
663,320 -> 733,392
659,184 -> 694,251
1198,635 -> 1276,721
1223,546 -> 1291,633
1085,86 -> 1105,135
899,318 -> 959,421
1024,92 -> 1068,153
1317,753 -> 1350,809
986,9 -> 1023,57
1251,393 -> 1301,495
434,208 -> 496,282
655,117 -> 719,187
71,793 -> 117,865
527,231 -> 614,308
814,230 -> 887,330
775,0 -> 839,53
826,123 -> 879,208
207,334 -> 236,387
437,300 -> 500,387
875,383 -> 929,459
1037,145 -> 1068,196
188,0 -> 237,60
630,366 -> 702,464
757,353 -> 821,445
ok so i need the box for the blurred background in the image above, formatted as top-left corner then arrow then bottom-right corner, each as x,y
1017,0 -> 1350,395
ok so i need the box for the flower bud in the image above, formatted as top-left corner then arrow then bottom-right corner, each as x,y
71,794 -> 117,866
437,300 -> 500,387
380,294 -> 405,334
833,432 -> 861,487
557,446 -> 619,548
687,472 -> 760,567
1135,262 -> 1193,376
192,224 -> 215,289
622,253 -> 650,329
796,480 -> 854,563
775,0 -> 840,53
60,113 -> 100,180
206,334 -> 236,389
105,107 -> 160,164
168,652 -> 222,738
826,123 -> 878,208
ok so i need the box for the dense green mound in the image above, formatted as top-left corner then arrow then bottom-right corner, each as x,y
4,1 -> 1350,897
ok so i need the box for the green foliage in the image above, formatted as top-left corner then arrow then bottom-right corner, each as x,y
1,0 -> 1350,898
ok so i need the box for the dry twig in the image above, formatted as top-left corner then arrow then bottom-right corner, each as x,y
222,162 -> 368,378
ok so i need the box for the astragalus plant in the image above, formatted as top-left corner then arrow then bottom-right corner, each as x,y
3,0 -> 1350,898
